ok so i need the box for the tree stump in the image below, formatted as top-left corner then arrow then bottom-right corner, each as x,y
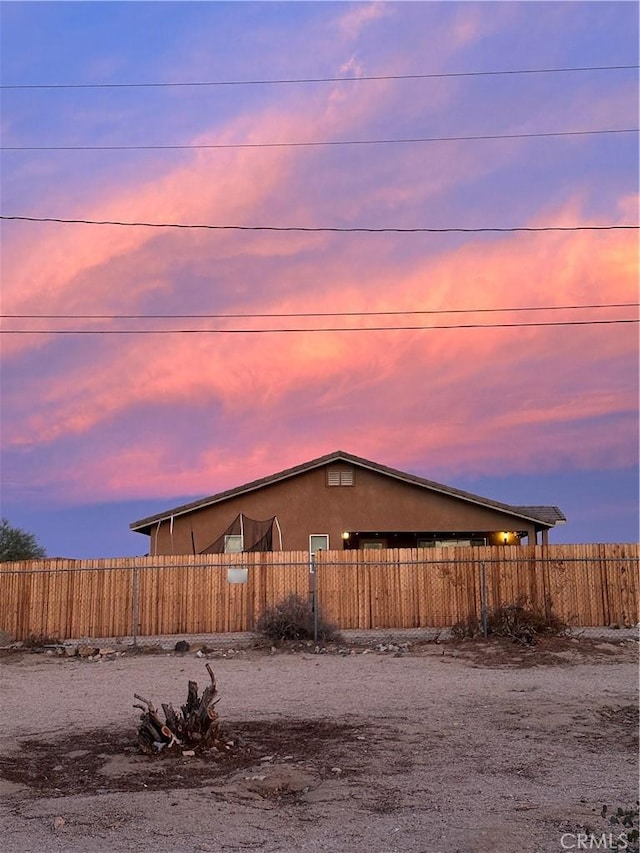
134,663 -> 222,754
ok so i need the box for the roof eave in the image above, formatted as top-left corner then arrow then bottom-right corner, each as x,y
130,450 -> 563,534
130,451 -> 349,533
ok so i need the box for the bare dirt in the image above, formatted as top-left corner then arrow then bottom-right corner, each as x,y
0,636 -> 638,853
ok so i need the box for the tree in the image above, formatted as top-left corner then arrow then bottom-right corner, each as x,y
0,518 -> 46,562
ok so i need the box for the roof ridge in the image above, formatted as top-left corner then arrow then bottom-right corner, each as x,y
130,449 -> 563,532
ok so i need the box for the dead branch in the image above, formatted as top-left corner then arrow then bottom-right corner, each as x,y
134,666 -> 224,755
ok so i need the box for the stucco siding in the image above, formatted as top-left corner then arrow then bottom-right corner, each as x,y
150,464 -> 536,555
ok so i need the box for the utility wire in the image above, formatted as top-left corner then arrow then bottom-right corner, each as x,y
1,320 -> 637,335
2,127 -> 636,152
2,64 -> 637,90
1,215 -> 635,233
2,303 -> 636,321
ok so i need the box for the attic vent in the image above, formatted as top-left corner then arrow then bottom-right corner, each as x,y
327,467 -> 355,487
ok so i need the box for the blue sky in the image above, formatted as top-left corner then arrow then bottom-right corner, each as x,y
1,1 -> 638,557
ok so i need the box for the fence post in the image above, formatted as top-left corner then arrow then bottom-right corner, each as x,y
480,560 -> 488,638
132,559 -> 139,647
310,551 -> 318,643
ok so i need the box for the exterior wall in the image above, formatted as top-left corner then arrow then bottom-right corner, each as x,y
148,464 -> 538,555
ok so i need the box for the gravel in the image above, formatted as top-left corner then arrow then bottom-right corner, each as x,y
52,624 -> 640,651
0,635 -> 637,853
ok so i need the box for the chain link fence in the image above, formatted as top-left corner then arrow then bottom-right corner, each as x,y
0,546 -> 637,641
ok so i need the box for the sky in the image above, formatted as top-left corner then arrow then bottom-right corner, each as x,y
0,1 -> 638,558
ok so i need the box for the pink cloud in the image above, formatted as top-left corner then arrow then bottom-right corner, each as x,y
2,24 -> 637,506
2,70 -> 405,335
337,2 -> 391,41
3,196 -> 636,500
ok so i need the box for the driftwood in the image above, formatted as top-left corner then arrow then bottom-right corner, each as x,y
134,663 -> 222,754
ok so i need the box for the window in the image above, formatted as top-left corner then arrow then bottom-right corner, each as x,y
360,539 -> 387,550
224,534 -> 244,553
419,537 -> 486,548
309,534 -> 329,553
326,468 -> 355,486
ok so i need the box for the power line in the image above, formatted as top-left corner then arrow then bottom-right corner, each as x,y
2,127 -> 636,152
1,319 -> 637,335
2,64 -> 637,90
2,303 -> 636,321
1,215 -> 635,233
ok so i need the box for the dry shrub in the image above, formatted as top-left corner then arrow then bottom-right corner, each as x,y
452,598 -> 568,645
22,632 -> 61,649
256,594 -> 340,643
450,614 -> 482,640
488,599 -> 567,643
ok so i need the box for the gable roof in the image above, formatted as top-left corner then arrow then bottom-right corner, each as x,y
130,450 -> 566,533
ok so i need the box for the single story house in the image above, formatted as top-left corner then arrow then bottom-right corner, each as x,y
130,450 -> 566,555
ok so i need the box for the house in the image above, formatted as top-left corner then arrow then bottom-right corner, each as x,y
130,450 -> 566,555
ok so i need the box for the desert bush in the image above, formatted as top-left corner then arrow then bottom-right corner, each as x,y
581,803 -> 639,853
256,593 -> 340,643
600,804 -> 639,852
452,598 -> 567,645
450,614 -> 482,640
487,599 -> 567,643
22,632 -> 61,649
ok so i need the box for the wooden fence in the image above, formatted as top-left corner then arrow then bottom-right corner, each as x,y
0,544 -> 637,641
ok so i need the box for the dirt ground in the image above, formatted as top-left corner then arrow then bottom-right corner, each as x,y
0,635 -> 638,853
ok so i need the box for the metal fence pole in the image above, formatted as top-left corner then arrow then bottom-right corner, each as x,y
480,560 -> 488,638
310,552 -> 318,643
247,561 -> 254,634
132,560 -> 139,647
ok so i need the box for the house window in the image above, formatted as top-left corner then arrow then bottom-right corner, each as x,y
224,534 -> 244,553
360,539 -> 387,550
309,534 -> 329,553
326,468 -> 355,486
419,537 -> 486,548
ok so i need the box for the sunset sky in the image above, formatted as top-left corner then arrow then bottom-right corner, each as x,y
1,1 -> 638,558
